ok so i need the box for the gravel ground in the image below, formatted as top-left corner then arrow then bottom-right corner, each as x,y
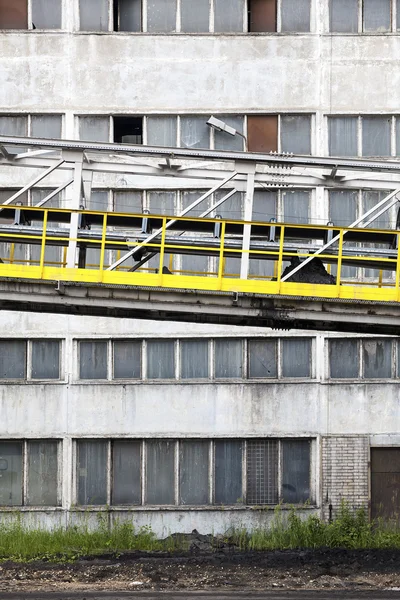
0,549 -> 400,593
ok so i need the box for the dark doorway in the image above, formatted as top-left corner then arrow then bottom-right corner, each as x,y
371,448 -> 400,521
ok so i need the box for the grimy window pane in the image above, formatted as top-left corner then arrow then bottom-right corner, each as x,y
181,0 -> 209,32
0,341 -> 26,379
329,339 -> 359,378
249,0 -> 276,33
180,441 -> 209,505
114,191 -> 143,213
0,442 -> 22,506
282,338 -> 311,378
147,117 -> 177,147
330,0 -> 358,33
77,441 -> 107,505
79,116 -> 109,142
147,340 -> 175,379
364,0 -> 390,32
88,190 -> 108,212
148,191 -> 176,215
281,0 -> 310,32
215,190 -> 243,220
214,0 -> 244,31
362,190 -> 391,230
252,190 -> 277,222
118,0 -> 141,31
146,440 -> 175,504
113,341 -> 141,379
181,340 -> 209,379
182,254 -> 209,275
329,117 -> 358,157
0,0 -> 28,29
215,339 -> 243,378
282,440 -> 310,503
79,341 -> 108,379
214,116 -> 244,151
0,115 -> 28,153
281,115 -> 311,155
32,0 -> 62,29
215,440 -> 243,504
329,190 -> 357,226
180,117 -> 210,149
31,340 -> 60,379
27,441 -> 58,506
247,115 -> 278,152
79,0 -> 108,30
247,440 -> 278,504
31,115 -> 62,139
362,117 -> 391,157
363,339 -> 392,379
147,0 -> 176,32
182,190 -> 210,217
248,339 -> 277,378
112,441 -> 141,504
283,190 -> 309,224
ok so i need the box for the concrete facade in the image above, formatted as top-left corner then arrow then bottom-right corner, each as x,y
0,0 -> 400,534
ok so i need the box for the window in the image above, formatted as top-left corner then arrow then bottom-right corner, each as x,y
248,339 -> 277,378
248,115 -> 311,154
0,0 -> 61,30
248,0 -> 276,33
78,115 -> 143,144
113,340 -> 141,379
114,116 -> 143,144
79,341 -> 108,380
0,114 -> 62,145
181,0 -> 209,32
147,340 -> 175,379
328,115 -> 393,157
75,438 -> 313,506
0,339 -> 61,380
330,0 -> 394,32
114,0 -> 141,32
214,339 -> 243,378
0,440 -> 60,506
280,0 -> 310,32
180,339 -> 209,379
79,0 -> 109,31
281,338 -> 312,378
329,338 -> 395,379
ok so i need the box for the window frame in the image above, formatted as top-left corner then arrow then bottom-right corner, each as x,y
0,439 -> 62,507
328,115 -> 397,158
0,0 -> 63,31
74,437 -> 315,508
329,0 -> 398,33
327,337 -> 397,380
0,339 -> 63,382
0,113 -> 63,139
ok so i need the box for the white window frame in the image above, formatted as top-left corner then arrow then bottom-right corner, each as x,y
0,339 -> 63,382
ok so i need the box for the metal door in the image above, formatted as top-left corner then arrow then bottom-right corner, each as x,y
371,448 -> 400,521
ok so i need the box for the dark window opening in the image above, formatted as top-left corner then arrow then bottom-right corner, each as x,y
0,0 -> 27,29
248,0 -> 276,32
113,0 -> 141,32
114,117 -> 143,144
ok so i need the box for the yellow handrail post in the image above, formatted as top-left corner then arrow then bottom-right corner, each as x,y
10,244 -> 15,265
169,253 -> 174,273
336,229 -> 344,295
39,209 -> 48,276
378,269 -> 383,288
217,221 -> 226,288
159,217 -> 166,282
99,212 -> 107,280
276,225 -> 285,289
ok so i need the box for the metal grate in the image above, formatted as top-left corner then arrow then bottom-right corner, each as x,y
246,440 -> 278,504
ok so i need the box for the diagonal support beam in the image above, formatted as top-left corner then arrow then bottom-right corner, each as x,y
281,187 -> 400,282
34,178 -> 74,207
107,172 -> 238,271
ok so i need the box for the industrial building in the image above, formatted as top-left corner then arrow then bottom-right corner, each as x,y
0,0 -> 399,535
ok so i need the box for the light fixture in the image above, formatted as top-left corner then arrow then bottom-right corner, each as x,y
206,116 -> 248,151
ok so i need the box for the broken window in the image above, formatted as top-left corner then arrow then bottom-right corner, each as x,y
147,116 -> 177,147
147,340 -> 175,379
113,0 -> 141,31
180,339 -> 209,379
281,338 -> 311,378
246,440 -> 278,504
146,440 -> 175,504
113,340 -> 141,379
330,0 -> 358,32
79,0 -> 109,31
32,0 -> 62,29
248,0 -> 276,33
282,440 -> 310,504
180,116 -> 210,149
214,440 -> 243,504
280,115 -> 311,155
248,339 -> 277,378
281,0 -> 310,32
79,116 -> 110,142
247,115 -> 278,152
364,0 -> 390,32
329,339 -> 359,378
77,440 -> 108,505
328,117 -> 358,157
179,441 -> 209,505
113,116 -> 143,144
112,441 -> 141,504
363,339 -> 392,378
214,339 -> 243,378
147,0 -> 176,32
181,0 -> 209,32
0,0 -> 28,29
362,116 -> 391,157
214,0 -> 245,32
79,341 -> 108,379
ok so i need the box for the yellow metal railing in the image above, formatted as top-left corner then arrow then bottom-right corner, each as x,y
0,204 -> 398,303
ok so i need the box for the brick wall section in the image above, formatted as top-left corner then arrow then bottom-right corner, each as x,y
322,436 -> 369,520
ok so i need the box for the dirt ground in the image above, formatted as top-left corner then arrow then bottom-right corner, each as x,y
1,549 -> 400,593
